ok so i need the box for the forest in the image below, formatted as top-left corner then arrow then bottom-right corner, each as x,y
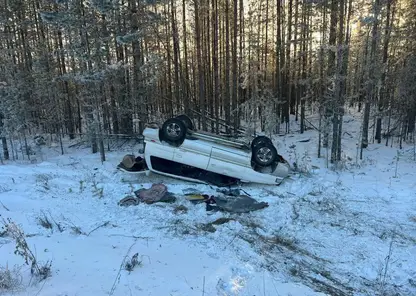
0,0 -> 415,163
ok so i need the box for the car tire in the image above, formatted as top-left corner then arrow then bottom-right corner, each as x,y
251,136 -> 272,150
252,142 -> 278,167
161,118 -> 187,145
175,114 -> 194,130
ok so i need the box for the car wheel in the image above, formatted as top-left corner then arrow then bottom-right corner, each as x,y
161,118 -> 187,144
175,114 -> 194,130
253,142 -> 278,167
251,136 -> 272,150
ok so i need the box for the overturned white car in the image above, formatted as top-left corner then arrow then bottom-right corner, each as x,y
118,115 -> 291,186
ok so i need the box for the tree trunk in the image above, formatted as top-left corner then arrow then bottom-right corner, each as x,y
325,0 -> 338,152
337,0 -> 353,160
275,0 -> 283,134
375,0 -> 394,143
224,0 -> 231,131
361,0 -> 380,151
182,0 -> 191,115
194,0 -> 206,130
1,137 -> 9,160
331,0 -> 350,162
57,30 -> 75,139
284,0 -> 293,132
212,0 -> 220,133
232,0 -> 238,132
292,0 -> 299,119
164,3 -> 173,117
171,0 -> 181,112
319,4 -> 327,149
238,0 -> 245,130
300,3 -> 308,134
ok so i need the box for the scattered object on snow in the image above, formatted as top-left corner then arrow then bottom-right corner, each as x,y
182,188 -> 204,195
119,183 -> 266,212
118,184 -> 176,206
117,155 -> 148,172
199,218 -> 235,233
135,183 -> 176,204
211,217 -> 235,225
208,195 -> 269,213
184,189 -> 268,213
216,188 -> 241,197
196,218 -> 236,233
183,188 -> 212,203
118,195 -> 139,207
184,193 -> 211,203
216,188 -> 251,197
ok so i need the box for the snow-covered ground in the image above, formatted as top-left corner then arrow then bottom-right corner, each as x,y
1,114 -> 415,296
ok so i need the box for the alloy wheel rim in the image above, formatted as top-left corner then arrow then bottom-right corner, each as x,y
167,123 -> 181,137
257,147 -> 272,163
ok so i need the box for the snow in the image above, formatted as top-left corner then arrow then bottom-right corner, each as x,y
1,114 -> 415,296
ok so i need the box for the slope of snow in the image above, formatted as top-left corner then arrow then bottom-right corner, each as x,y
1,115 -> 415,296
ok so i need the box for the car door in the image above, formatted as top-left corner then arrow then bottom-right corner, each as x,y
172,139 -> 211,170
207,147 -> 252,176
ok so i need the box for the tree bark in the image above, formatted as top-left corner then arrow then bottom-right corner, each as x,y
375,0 -> 394,143
171,0 -> 181,112
275,0 -> 283,134
212,0 -> 220,133
194,0 -> 206,130
232,0 -> 238,132
182,0 -> 190,115
1,137 -> 9,160
361,0 -> 380,151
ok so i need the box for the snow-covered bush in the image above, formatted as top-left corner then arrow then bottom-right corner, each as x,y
1,218 -> 52,282
288,144 -> 313,176
0,264 -> 22,292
